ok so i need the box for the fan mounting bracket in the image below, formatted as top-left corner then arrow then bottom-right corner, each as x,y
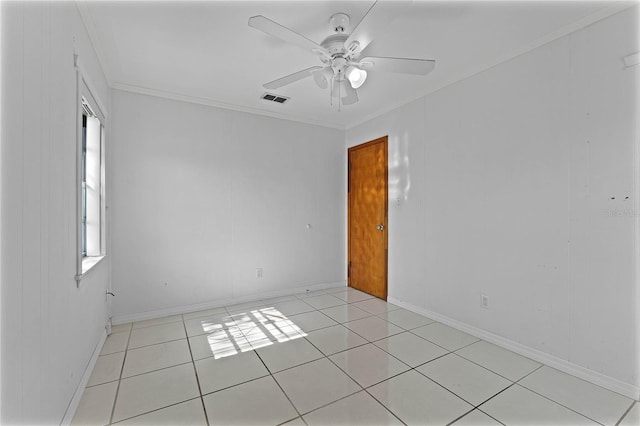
329,13 -> 350,33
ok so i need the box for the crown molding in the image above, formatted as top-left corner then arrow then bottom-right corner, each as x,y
76,1 -> 634,132
75,1 -> 113,86
345,1 -> 636,130
111,82 -> 346,130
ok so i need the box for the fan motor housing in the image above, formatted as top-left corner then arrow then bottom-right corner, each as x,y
320,33 -> 349,57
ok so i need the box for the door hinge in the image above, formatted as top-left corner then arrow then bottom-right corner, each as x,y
348,261 -> 351,278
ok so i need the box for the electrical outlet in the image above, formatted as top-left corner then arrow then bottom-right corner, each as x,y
481,294 -> 489,309
256,268 -> 263,278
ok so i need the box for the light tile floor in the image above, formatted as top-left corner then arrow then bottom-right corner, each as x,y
73,287 -> 638,425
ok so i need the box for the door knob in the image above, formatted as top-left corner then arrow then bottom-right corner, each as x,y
376,224 -> 384,231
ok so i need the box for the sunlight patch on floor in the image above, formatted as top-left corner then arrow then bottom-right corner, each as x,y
200,307 -> 306,358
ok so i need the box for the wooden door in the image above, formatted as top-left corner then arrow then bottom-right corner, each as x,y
348,136 -> 388,300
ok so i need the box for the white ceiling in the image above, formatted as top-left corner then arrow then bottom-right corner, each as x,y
79,1 -> 622,129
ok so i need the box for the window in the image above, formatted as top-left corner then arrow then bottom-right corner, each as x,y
77,81 -> 106,281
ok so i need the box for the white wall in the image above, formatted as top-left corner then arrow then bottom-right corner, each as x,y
346,7 -> 639,394
1,2 -> 111,424
110,90 -> 345,320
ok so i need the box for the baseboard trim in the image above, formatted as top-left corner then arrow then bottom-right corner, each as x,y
60,328 -> 108,425
111,281 -> 346,325
388,297 -> 640,401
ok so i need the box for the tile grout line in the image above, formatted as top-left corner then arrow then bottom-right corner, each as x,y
199,373 -> 272,398
132,298 -> 437,422
180,316 -> 211,426
293,334 -> 367,418
248,295 -> 376,424
444,350 -> 518,383
472,386 -> 514,426
450,343 -> 538,383
258,320 -> 374,420
476,408 -> 508,426
275,416 -> 307,426
300,388 -> 366,419
465,363 -> 547,419
310,332 -> 409,425
615,401 -> 636,426
508,363 -> 607,424
101,292 -> 619,426
380,351 -> 483,415
111,398 -> 204,425
94,292 -> 357,424
246,300 -> 477,423
508,364 -> 608,426
107,327 -> 133,425
444,407 -> 478,426
450,337 -> 483,352
233,304 -> 309,423
361,387 -> 409,426
252,349 -> 303,423
301,330 -> 409,424
471,384 -> 517,411
340,320 -> 404,343
433,356 -> 521,413
302,299 -> 468,425
112,301 -> 438,423
125,336 -> 187,351
405,327 -> 476,353
322,310 -> 374,323
307,310 -> 520,424
117,359 -> 194,382
99,325 -> 208,424
106,295 -> 333,423
365,300 -> 634,420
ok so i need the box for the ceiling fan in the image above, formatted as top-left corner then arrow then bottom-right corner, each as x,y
248,1 -> 436,108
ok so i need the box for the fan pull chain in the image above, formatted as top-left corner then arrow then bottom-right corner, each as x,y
337,71 -> 342,112
330,74 -> 334,107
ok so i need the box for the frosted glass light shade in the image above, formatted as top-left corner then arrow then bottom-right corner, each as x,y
346,66 -> 367,89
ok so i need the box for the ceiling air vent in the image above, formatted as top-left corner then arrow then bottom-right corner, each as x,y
260,93 -> 289,104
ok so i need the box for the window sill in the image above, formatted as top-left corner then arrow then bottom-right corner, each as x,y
76,255 -> 106,286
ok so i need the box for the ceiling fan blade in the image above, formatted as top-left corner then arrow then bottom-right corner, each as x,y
360,56 -> 435,75
345,1 -> 411,55
249,15 -> 329,56
342,83 -> 359,105
263,66 -> 323,90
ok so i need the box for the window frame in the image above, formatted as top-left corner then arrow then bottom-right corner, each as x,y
75,59 -> 107,286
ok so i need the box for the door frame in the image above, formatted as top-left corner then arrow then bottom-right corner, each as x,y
347,135 -> 388,300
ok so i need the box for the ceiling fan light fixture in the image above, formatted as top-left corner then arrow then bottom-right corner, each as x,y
248,4 -> 437,109
313,71 -> 328,89
346,66 -> 367,89
313,67 -> 334,89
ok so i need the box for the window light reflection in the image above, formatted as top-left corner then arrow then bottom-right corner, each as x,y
200,307 -> 306,359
